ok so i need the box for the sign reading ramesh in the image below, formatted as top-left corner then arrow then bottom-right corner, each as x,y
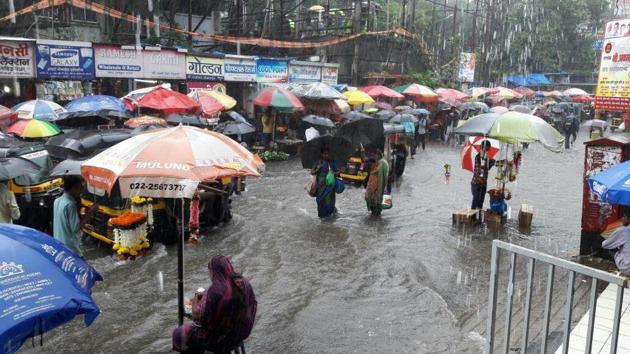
256,59 -> 288,83
224,55 -> 256,82
288,61 -> 321,83
94,45 -> 143,78
0,39 -> 34,78
35,39 -> 94,80
186,56 -> 223,81
596,19 -> 630,110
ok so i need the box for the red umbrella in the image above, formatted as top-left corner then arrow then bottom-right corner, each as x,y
252,87 -> 304,112
461,136 -> 501,172
360,86 -> 405,100
490,106 -> 509,113
135,87 -> 201,116
374,102 -> 393,110
572,95 -> 594,103
0,105 -> 17,131
436,88 -> 471,101
514,86 -> 535,97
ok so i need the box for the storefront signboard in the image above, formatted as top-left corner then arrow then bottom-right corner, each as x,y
35,39 -> 94,80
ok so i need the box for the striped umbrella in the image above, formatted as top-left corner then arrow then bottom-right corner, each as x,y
252,87 -> 304,112
488,87 -> 523,100
394,83 -> 438,102
81,125 -> 265,198
436,88 -> 471,101
12,99 -> 66,120
189,90 -> 237,116
461,136 -> 501,172
8,119 -> 61,138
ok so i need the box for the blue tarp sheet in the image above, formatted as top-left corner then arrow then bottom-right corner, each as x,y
506,73 -> 552,86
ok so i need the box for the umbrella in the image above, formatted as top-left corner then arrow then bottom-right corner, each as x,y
303,114 -> 335,128
343,111 -> 371,122
509,105 -> 532,114
166,113 -> 211,127
563,88 -> 589,96
374,102 -> 393,110
390,113 -> 419,124
393,83 -> 439,103
135,87 -> 201,116
455,111 -> 564,151
214,122 -> 256,136
252,87 -> 305,112
364,107 -> 379,113
123,83 -> 171,102
343,90 -> 375,105
374,109 -> 396,120
461,136 -> 501,172
589,161 -> 630,205
469,87 -> 499,99
0,157 -> 40,179
582,119 -> 608,129
49,158 -> 84,176
189,90 -> 237,116
458,102 -> 489,112
491,106 -> 509,113
124,116 -> 168,129
45,129 -> 133,160
572,95 -> 594,103
12,100 -> 66,120
394,105 -> 413,112
8,119 -> 61,139
436,88 -> 471,101
0,224 -> 101,354
360,85 -> 405,100
0,104 -> 17,127
335,118 -> 385,150
405,108 -> 431,116
221,111 -> 250,124
308,4 -> 325,12
53,110 -> 128,128
489,87 -> 523,100
65,95 -> 129,112
293,82 -> 345,100
301,135 -> 353,169
547,90 -> 564,98
514,86 -> 535,97
438,96 -> 461,107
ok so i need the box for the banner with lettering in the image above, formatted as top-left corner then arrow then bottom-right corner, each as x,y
143,49 -> 186,80
256,59 -> 288,83
0,40 -> 35,78
596,18 -> 630,110
186,55 -> 223,81
94,45 -> 143,78
224,55 -> 256,82
321,63 -> 339,85
35,40 -> 94,80
289,61 -> 321,83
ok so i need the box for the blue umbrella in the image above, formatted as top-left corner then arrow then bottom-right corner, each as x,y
405,108 -> 431,116
12,99 -> 66,120
65,95 -> 129,113
589,161 -> 630,205
0,224 -> 102,353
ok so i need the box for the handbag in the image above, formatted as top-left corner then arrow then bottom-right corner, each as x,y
334,178 -> 345,194
305,175 -> 317,197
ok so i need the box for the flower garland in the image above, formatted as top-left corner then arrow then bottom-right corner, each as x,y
110,211 -> 150,257
131,196 -> 154,226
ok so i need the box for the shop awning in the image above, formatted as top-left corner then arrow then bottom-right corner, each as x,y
506,73 -> 552,87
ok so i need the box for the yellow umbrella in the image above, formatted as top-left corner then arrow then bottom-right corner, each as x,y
190,90 -> 237,110
343,90 -> 375,105
489,87 -> 522,100
309,5 -> 325,12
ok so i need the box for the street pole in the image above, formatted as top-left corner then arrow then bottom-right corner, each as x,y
188,0 -> 192,48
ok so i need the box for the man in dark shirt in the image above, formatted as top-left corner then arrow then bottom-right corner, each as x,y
471,140 -> 495,210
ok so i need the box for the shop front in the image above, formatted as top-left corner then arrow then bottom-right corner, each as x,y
224,54 -> 257,114
34,39 -> 95,104
0,37 -> 37,106
185,54 -> 224,94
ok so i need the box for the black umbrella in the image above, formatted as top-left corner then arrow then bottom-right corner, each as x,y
45,129 -> 132,160
301,135 -> 353,169
302,114 -> 335,128
166,114 -> 211,127
335,118 -> 385,150
222,110 -> 249,124
0,157 -> 40,180
343,111 -> 371,122
374,109 -> 396,121
53,110 -> 131,128
49,158 -> 84,177
214,122 -> 256,135
390,113 -> 419,124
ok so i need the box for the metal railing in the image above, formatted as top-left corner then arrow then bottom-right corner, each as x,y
486,240 -> 629,354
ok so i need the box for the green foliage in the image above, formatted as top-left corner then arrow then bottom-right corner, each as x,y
408,70 -> 438,87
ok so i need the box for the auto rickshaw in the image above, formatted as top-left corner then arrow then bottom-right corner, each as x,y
0,141 -> 63,234
339,149 -> 369,185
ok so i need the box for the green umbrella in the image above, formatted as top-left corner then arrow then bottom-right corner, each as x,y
455,111 -> 564,151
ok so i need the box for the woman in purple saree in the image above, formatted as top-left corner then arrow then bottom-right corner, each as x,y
173,256 -> 257,354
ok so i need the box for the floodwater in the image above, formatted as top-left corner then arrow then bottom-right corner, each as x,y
22,132 -> 587,354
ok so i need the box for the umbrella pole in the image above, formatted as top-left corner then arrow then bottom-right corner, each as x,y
177,199 -> 185,326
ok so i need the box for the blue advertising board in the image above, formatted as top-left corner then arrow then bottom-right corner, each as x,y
35,40 -> 95,80
256,59 -> 288,83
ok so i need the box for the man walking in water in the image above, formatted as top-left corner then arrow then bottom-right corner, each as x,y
53,176 -> 98,257
471,140 -> 495,210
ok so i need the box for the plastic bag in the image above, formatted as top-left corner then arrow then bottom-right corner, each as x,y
305,175 -> 317,197
335,178 -> 345,194
382,194 -> 393,210
325,169 -> 335,186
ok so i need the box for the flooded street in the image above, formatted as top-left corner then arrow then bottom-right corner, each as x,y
23,132 -> 586,354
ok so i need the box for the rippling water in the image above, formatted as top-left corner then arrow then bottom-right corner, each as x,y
21,133 -> 586,354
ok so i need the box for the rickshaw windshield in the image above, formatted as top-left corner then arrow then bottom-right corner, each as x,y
12,151 -> 54,186
83,182 -> 124,207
